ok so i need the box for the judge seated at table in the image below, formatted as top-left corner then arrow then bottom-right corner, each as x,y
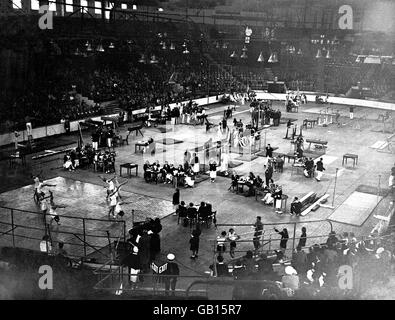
143,137 -> 155,155
262,183 -> 277,205
177,201 -> 188,224
198,202 -> 209,221
143,161 -> 151,182
315,95 -> 325,104
185,168 -> 195,188
187,203 -> 198,223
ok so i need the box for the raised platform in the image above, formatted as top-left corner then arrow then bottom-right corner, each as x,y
328,191 -> 383,226
0,177 -> 174,258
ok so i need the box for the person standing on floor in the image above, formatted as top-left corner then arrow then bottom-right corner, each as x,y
315,158 -> 325,181
209,160 -> 217,183
150,231 -> 161,262
264,165 -> 273,187
227,228 -> 240,258
164,253 -> 180,296
297,227 -> 307,249
274,228 -> 289,253
190,228 -> 200,259
266,144 -> 274,158
172,188 -> 180,216
138,229 -> 151,278
253,216 -> 264,251
121,246 -> 141,287
192,153 -> 200,175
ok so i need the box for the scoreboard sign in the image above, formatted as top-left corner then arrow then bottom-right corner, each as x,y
338,5 -> 353,30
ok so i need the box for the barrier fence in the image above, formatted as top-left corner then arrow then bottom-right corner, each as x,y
94,269 -> 211,299
214,219 -> 334,258
0,206 -> 126,261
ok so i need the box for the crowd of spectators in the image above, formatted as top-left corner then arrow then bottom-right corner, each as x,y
209,226 -> 394,299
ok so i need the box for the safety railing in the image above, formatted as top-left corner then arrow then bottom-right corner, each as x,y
94,268 -> 210,299
0,206 -> 126,262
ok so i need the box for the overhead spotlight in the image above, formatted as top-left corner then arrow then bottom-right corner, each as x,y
297,48 -> 303,55
183,47 -> 190,54
182,42 -> 187,47
272,52 -> 278,63
162,42 -> 166,50
230,51 -> 237,58
242,45 -> 248,52
257,51 -> 264,62
170,43 -> 175,50
86,43 -> 92,51
96,44 -> 105,52
150,55 -> 158,64
139,54 -> 146,63
109,42 -> 115,49
240,52 -> 247,59
74,48 -> 82,56
326,50 -> 332,59
316,49 -> 323,58
222,43 -> 228,49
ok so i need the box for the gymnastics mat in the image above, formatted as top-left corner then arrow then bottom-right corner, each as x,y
328,191 -> 382,226
369,141 -> 387,149
229,161 -> 243,169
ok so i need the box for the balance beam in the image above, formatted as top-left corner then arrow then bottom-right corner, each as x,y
300,194 -> 330,216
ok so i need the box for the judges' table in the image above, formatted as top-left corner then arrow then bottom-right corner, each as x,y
278,152 -> 297,164
342,153 -> 358,167
135,141 -> 149,153
120,163 -> 138,177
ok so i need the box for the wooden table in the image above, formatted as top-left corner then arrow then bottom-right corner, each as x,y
236,181 -> 247,194
306,139 -> 328,154
303,119 -> 318,129
135,141 -> 148,153
342,153 -> 358,167
120,163 -> 138,177
144,169 -> 159,184
291,163 -> 305,176
279,152 -> 297,164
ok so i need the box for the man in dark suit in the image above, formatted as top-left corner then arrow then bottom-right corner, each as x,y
164,253 -> 180,296
172,188 -> 180,215
177,201 -> 187,225
264,165 -> 273,186
186,203 -> 198,227
266,144 -> 274,158
209,255 -> 230,277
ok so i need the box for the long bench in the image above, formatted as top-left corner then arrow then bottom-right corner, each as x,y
31,147 -> 75,160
